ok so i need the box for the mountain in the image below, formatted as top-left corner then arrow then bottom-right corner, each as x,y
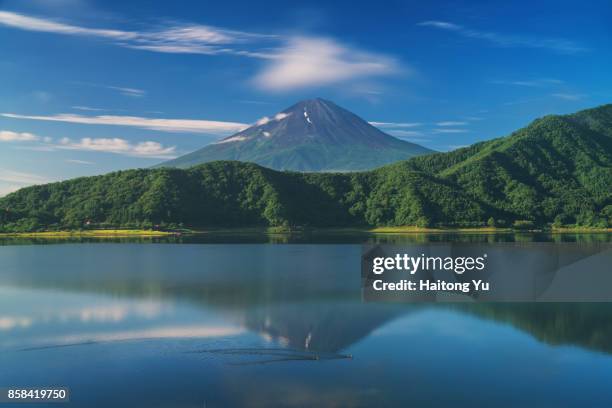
403,104 -> 612,226
158,98 -> 434,171
1,104 -> 611,232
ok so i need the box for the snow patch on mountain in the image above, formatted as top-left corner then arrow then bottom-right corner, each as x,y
256,116 -> 271,126
303,109 -> 312,124
255,112 -> 291,127
275,112 -> 290,121
214,135 -> 247,144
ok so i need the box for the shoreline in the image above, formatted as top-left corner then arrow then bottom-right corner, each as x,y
0,229 -> 175,238
1,226 -> 611,238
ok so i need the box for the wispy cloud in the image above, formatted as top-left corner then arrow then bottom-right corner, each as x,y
436,121 -> 468,127
490,78 -> 564,87
65,159 -> 95,165
105,86 -> 145,98
552,93 -> 586,101
0,10 -> 137,39
0,168 -> 50,185
433,128 -> 468,134
72,105 -> 106,111
1,129 -> 177,159
254,112 -> 291,126
71,82 -> 146,98
0,11 -> 400,92
0,130 -> 40,142
1,113 -> 248,135
447,144 -> 469,150
502,98 -> 542,106
0,166 -> 53,196
236,100 -> 274,105
369,121 -> 422,128
387,130 -> 425,138
418,20 -> 587,54
0,184 -> 21,197
57,137 -> 176,159
0,10 -> 275,57
253,37 -> 400,91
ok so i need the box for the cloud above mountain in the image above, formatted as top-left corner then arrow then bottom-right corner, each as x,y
57,137 -> 177,159
0,130 -> 40,142
0,11 -> 401,92
0,10 -> 275,57
1,113 -> 248,134
253,37 -> 400,91
418,20 -> 587,54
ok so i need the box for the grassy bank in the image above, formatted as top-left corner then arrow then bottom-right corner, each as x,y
551,227 -> 612,233
0,229 -> 176,238
179,225 -> 611,234
368,226 -> 513,233
1,226 -> 610,238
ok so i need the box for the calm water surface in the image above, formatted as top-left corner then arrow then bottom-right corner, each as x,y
1,234 -> 612,407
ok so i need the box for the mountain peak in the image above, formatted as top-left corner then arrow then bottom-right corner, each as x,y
294,97 -> 330,105
159,98 -> 434,171
282,97 -> 338,114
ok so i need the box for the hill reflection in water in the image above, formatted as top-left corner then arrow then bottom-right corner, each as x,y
1,238 -> 611,355
2,238 -> 612,407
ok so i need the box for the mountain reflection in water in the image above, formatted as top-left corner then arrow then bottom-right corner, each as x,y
1,238 -> 612,407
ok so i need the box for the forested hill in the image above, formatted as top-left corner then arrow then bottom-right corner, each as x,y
1,104 -> 611,232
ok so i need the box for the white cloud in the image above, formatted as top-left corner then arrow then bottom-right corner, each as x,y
433,128 -> 468,134
0,184 -> 21,197
503,98 -> 541,106
105,86 -> 145,98
2,113 -> 248,135
72,82 -> 147,98
436,121 -> 468,126
213,135 -> 247,144
0,168 -> 54,196
0,12 -> 402,91
0,168 -> 50,185
552,93 -> 585,101
418,20 -> 587,54
387,130 -> 424,137
237,100 -> 273,105
254,112 -> 290,126
369,121 -> 422,128
0,10 -> 134,39
253,37 -> 399,91
274,112 -> 290,121
0,10 -> 274,57
419,21 -> 462,30
0,130 -> 39,142
490,78 -> 564,87
256,116 -> 271,126
72,105 -> 105,111
57,137 -> 177,159
65,159 -> 94,165
0,316 -> 32,330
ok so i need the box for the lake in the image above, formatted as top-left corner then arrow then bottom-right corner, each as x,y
1,233 -> 612,407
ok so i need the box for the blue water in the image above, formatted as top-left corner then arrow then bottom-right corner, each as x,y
1,239 -> 612,407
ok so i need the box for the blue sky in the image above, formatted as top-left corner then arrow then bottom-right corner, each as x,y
1,0 -> 611,195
